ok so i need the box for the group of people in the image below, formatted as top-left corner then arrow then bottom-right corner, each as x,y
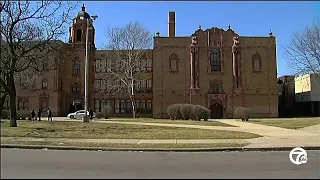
30,108 -> 95,121
30,108 -> 52,121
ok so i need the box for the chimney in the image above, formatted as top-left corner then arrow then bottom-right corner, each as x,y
168,11 -> 176,37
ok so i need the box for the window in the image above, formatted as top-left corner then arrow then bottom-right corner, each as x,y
76,29 -> 82,41
43,62 -> 48,71
140,59 -> 146,71
106,59 -> 111,72
73,60 -> 80,76
105,100 -> 112,108
147,100 -> 152,112
140,80 -> 146,89
212,84 -> 220,94
115,100 -> 120,113
41,99 -> 47,112
18,98 -> 29,110
252,53 -> 262,72
147,59 -> 152,71
141,100 -> 146,110
126,100 -> 132,113
95,100 -> 100,112
95,59 -> 101,73
169,53 -> 179,72
94,79 -> 103,90
210,49 -> 221,72
135,60 -> 140,72
100,100 -> 105,111
42,79 -> 48,89
72,86 -> 80,94
146,79 -> 152,88
136,100 -> 141,109
120,100 -> 126,113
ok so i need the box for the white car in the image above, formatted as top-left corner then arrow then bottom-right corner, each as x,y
67,110 -> 96,119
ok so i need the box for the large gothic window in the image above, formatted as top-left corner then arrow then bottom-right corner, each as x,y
252,53 -> 262,72
73,57 -> 80,76
210,49 -> 221,72
76,29 -> 82,42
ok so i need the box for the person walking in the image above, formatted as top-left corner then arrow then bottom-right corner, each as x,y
89,108 -> 94,122
47,108 -> 52,121
37,109 -> 41,121
31,109 -> 35,121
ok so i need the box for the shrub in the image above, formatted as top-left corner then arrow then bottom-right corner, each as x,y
1,110 -> 10,119
17,111 -> 28,120
167,104 -> 183,120
96,112 -> 103,119
234,107 -> 250,121
180,104 -> 195,120
193,105 -> 211,121
102,105 -> 112,119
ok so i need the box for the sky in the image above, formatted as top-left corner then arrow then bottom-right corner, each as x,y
69,1 -> 320,77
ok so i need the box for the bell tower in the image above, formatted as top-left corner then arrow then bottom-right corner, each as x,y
69,4 -> 96,49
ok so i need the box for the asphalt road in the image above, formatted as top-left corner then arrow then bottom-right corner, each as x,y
1,148 -> 320,179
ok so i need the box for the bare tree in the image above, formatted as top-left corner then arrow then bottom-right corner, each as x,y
0,1 -> 77,127
284,21 -> 320,77
99,21 -> 153,118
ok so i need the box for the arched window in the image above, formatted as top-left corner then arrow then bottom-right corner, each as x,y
169,53 -> 179,72
42,79 -> 48,89
252,53 -> 262,72
71,83 -> 81,94
76,29 -> 82,42
73,58 -> 80,76
210,49 -> 221,72
209,79 -> 223,94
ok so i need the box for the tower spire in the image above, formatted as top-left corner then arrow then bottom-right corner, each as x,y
81,4 -> 85,11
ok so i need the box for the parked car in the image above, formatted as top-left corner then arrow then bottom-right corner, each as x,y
67,110 -> 96,119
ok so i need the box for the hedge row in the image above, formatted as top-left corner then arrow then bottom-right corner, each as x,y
95,105 -> 112,119
1,110 -> 31,120
167,104 -> 211,121
234,107 -> 250,121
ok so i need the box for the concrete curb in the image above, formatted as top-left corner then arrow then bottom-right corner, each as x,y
1,144 -> 320,152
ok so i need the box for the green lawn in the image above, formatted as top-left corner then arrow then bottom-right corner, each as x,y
103,118 -> 237,127
250,117 -> 320,129
1,121 -> 260,139
0,139 -> 248,148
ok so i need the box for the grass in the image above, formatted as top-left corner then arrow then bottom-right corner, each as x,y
102,118 -> 237,127
0,139 -> 248,148
250,117 -> 320,129
0,121 -> 260,139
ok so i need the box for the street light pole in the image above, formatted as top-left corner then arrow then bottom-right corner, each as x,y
84,15 -> 98,117
84,18 -> 89,116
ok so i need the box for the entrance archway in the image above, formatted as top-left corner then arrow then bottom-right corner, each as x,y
210,102 -> 223,119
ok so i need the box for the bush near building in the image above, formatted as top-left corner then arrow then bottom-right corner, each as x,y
168,103 -> 211,121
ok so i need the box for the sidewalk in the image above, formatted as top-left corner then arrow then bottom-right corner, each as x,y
1,137 -> 249,145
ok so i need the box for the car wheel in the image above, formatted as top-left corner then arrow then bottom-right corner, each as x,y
70,115 -> 74,119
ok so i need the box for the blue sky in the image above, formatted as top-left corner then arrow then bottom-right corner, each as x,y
70,1 -> 319,77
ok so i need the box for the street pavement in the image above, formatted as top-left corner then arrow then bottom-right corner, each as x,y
1,148 -> 320,179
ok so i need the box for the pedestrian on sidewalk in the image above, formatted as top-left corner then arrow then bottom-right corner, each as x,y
37,108 -> 41,121
31,109 -> 35,121
47,108 -> 52,121
89,108 -> 93,122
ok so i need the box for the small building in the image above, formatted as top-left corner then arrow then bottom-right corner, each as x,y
294,74 -> 320,117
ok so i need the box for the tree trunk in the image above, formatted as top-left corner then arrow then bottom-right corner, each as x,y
0,94 -> 8,119
8,73 -> 17,127
130,79 -> 136,119
130,95 -> 136,119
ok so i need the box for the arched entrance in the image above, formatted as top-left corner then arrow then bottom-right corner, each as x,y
210,102 -> 223,119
